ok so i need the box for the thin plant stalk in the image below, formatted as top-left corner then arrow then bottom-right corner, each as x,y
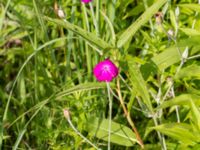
116,78 -> 144,149
106,82 -> 112,150
143,0 -> 154,36
159,10 -> 182,126
89,3 -> 99,37
89,2 -> 100,63
152,116 -> 167,150
82,3 -> 92,79
63,109 -> 99,150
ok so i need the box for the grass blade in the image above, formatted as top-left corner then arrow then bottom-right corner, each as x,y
117,0 -> 167,48
44,17 -> 113,52
150,123 -> 199,146
127,56 -> 153,112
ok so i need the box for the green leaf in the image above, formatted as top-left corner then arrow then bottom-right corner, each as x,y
86,117 -> 137,147
152,36 -> 200,71
157,94 -> 200,110
150,123 -> 199,145
56,82 -> 107,99
175,64 -> 200,79
117,0 -> 167,48
179,4 -> 200,12
180,28 -> 200,36
18,73 -> 26,104
44,17 -> 113,51
123,4 -> 145,19
189,99 -> 200,132
151,46 -> 182,71
140,60 -> 158,80
127,56 -> 153,112
170,10 -> 177,31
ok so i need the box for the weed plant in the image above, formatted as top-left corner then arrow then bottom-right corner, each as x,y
1,0 -> 200,149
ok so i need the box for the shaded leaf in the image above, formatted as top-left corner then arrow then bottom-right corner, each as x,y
140,60 -> 158,80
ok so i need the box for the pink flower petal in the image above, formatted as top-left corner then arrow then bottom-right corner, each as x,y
81,0 -> 92,3
93,59 -> 119,82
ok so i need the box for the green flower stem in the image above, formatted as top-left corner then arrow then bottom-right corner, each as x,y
116,79 -> 144,149
188,54 -> 200,60
63,109 -> 99,150
152,116 -> 167,150
106,82 -> 112,150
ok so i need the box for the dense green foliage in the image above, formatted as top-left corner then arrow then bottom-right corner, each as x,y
1,0 -> 200,149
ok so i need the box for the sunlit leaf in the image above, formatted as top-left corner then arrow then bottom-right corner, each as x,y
175,64 -> 200,79
189,99 -> 200,131
157,94 -> 200,110
44,17 -> 113,51
86,117 -> 138,147
127,56 -> 153,112
152,36 -> 200,71
117,0 -> 167,48
180,28 -> 200,36
151,46 -> 182,71
150,123 -> 200,145
179,4 -> 200,12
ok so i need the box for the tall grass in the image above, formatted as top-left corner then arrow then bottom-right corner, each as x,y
1,0 -> 200,149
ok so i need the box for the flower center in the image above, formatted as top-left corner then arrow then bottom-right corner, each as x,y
103,65 -> 110,71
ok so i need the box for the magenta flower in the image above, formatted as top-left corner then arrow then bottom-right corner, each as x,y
81,0 -> 92,3
93,59 -> 119,82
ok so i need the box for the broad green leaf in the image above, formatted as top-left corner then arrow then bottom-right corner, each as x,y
117,0 -> 167,48
152,36 -> 200,71
179,4 -> 200,12
178,36 -> 200,55
140,60 -> 158,80
86,117 -> 137,147
44,17 -> 113,51
157,94 -> 200,110
189,99 -> 200,132
152,46 -> 182,71
150,123 -> 200,145
180,28 -> 200,36
176,64 -> 200,79
127,56 -> 153,112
